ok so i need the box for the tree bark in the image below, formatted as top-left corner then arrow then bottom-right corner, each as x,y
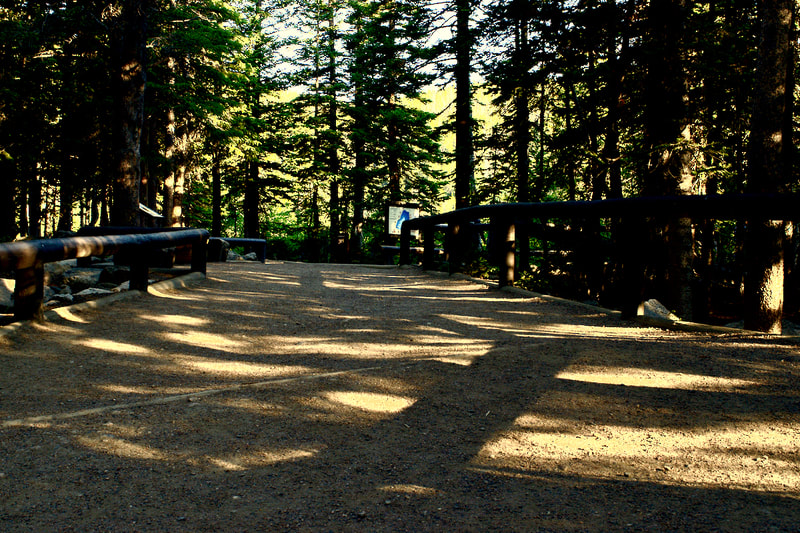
454,0 -> 474,209
111,0 -> 148,227
643,0 -> 694,319
243,160 -> 260,238
743,0 -> 792,333
211,148 -> 222,237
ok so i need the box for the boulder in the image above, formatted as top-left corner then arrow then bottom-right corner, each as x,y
227,250 -> 244,261
62,268 -> 103,293
44,260 -> 77,286
0,278 -> 14,313
73,287 -> 114,302
99,265 -> 131,285
642,299 -> 680,321
243,252 -> 259,261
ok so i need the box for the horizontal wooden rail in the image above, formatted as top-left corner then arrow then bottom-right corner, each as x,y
0,229 -> 209,321
399,193 -> 800,318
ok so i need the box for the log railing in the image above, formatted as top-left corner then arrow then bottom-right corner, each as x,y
0,229 -> 209,321
399,193 -> 800,318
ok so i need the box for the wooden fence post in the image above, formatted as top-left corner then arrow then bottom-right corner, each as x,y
399,224 -> 411,265
446,222 -> 462,274
492,218 -> 516,287
191,237 -> 208,274
422,225 -> 435,270
14,261 -> 44,321
129,245 -> 150,292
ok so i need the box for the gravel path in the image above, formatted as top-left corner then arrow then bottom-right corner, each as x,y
0,261 -> 799,532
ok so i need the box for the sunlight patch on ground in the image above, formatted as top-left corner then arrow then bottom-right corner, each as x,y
323,391 -> 416,413
48,307 -> 89,323
413,296 -> 518,304
556,366 -> 760,392
183,359 -> 312,379
148,286 -> 197,300
476,414 -> 800,494
162,331 -> 242,351
76,434 -> 170,461
379,484 -> 442,496
145,314 -> 210,327
202,448 -> 320,471
78,338 -> 152,355
440,314 -> 645,340
281,336 -> 494,361
96,384 -> 210,396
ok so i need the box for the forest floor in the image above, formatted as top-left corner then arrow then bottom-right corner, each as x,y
0,261 -> 799,532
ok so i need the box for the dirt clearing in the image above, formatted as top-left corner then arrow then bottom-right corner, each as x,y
0,261 -> 798,531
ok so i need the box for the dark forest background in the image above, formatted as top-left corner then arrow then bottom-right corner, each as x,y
0,0 -> 796,331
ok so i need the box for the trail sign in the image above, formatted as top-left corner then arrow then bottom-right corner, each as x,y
387,204 -> 419,236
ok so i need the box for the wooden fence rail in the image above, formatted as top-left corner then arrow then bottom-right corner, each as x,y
0,228 -> 209,321
399,193 -> 800,319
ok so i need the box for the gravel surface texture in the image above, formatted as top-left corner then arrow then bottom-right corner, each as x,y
0,261 -> 798,532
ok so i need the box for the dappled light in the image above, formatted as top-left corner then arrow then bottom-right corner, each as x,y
323,391 -> 416,413
202,448 -> 320,471
146,314 -> 211,327
76,434 -> 171,462
79,338 -> 152,355
556,366 -> 760,392
1,262 -> 798,531
476,413 -> 799,493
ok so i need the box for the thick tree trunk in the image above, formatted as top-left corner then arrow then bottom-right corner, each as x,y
28,171 -> 41,239
163,99 -> 177,226
0,157 -> 16,241
454,0 -> 473,210
327,10 -> 342,261
211,149 -> 222,237
643,0 -> 694,320
513,15 -> 531,273
243,160 -> 260,239
743,0 -> 792,333
111,0 -> 148,227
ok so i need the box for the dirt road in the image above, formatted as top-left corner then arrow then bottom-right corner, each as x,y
1,261 -> 798,531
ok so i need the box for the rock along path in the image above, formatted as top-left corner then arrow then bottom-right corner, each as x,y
0,261 -> 799,532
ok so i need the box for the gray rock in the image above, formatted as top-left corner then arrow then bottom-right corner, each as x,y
73,287 -> 114,302
227,251 -> 244,261
49,293 -> 74,305
62,268 -> 103,293
243,252 -> 259,261
44,260 -> 77,286
642,299 -> 680,321
99,265 -> 131,285
0,278 -> 14,313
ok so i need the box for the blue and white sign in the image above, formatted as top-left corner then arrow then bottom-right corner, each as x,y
388,205 -> 419,236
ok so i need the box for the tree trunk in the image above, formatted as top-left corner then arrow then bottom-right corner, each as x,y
643,0 -> 694,320
513,13 -> 531,273
28,169 -> 41,238
327,7 -> 342,261
211,149 -> 222,237
111,0 -> 148,227
743,0 -> 792,333
454,0 -> 473,210
243,160 -> 260,238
